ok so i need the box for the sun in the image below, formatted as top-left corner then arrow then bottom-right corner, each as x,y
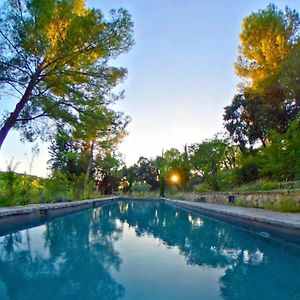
170,174 -> 179,184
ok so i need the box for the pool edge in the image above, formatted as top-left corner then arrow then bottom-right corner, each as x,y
165,199 -> 300,244
1,197 -> 299,244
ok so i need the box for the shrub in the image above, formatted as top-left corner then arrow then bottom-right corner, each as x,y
231,152 -> 263,185
274,197 -> 300,212
44,172 -> 73,202
131,182 -> 151,193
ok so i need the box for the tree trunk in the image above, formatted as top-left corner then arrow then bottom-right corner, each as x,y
295,95 -> 300,112
84,140 -> 95,194
260,137 -> 266,148
0,69 -> 41,149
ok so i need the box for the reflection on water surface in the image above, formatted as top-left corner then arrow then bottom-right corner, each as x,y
0,201 -> 299,300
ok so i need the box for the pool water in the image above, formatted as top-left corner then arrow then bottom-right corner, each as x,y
0,201 -> 299,300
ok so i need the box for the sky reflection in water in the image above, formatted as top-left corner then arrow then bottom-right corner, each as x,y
0,201 -> 299,300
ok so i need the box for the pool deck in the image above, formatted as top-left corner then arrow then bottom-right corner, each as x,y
0,197 -> 118,218
0,197 -> 119,234
0,197 -> 299,242
166,199 -> 300,242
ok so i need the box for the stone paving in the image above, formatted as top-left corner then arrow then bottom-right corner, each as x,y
166,199 -> 300,230
0,197 -> 119,217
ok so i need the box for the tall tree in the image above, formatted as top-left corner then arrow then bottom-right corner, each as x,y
225,4 -> 300,152
223,91 -> 289,150
0,0 -> 133,148
163,148 -> 190,189
48,106 -> 129,193
235,4 -> 299,92
94,152 -> 125,194
73,106 -> 129,190
189,137 -> 227,191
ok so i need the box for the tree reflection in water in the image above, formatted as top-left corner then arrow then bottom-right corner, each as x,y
0,201 -> 299,300
0,207 -> 124,300
116,201 -> 300,299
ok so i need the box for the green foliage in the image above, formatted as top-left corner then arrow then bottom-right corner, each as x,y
197,182 -> 213,193
265,197 -> 300,213
189,136 -> 227,190
231,180 -> 280,192
44,172 -> 73,202
95,152 -> 125,194
49,129 -> 88,179
225,4 -> 300,178
235,4 -> 299,91
260,116 -> 300,181
224,92 -> 284,150
231,152 -> 262,185
0,173 -> 45,207
131,182 -> 151,193
123,157 -> 159,192
274,198 -> 300,212
0,0 -> 134,148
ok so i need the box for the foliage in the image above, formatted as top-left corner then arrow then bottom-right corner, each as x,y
162,146 -> 190,191
0,167 -> 45,206
270,197 -> 300,212
189,136 -> 227,190
235,4 -> 299,91
95,152 -> 125,194
0,0 -> 134,148
260,116 -> 300,181
123,157 -> 159,192
48,129 -> 88,179
223,92 -> 286,150
44,171 -> 73,202
131,182 -> 151,194
222,3 -> 300,191
230,152 -> 263,185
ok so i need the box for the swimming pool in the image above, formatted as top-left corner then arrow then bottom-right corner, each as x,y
0,200 -> 299,299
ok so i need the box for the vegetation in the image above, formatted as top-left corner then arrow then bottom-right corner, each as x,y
0,0 -> 133,148
0,2 -> 300,212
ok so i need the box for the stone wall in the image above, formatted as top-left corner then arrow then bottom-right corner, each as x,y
176,190 -> 300,210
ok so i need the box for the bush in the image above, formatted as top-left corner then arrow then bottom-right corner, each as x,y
260,182 -> 280,190
51,193 -> 73,203
232,180 -> 280,192
265,197 -> 300,212
0,170 -> 44,206
231,154 -> 262,185
44,172 -> 73,202
197,182 -> 213,193
131,182 -> 151,193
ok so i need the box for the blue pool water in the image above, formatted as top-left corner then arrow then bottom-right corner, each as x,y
0,201 -> 299,300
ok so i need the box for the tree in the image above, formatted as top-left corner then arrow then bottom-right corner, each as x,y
163,147 -> 190,189
73,106 -> 130,191
279,47 -> 300,109
135,157 -> 159,190
223,91 -> 289,150
189,137 -> 227,191
0,0 -> 133,148
235,4 -> 299,92
48,128 -> 88,179
94,152 -> 125,194
260,115 -> 300,181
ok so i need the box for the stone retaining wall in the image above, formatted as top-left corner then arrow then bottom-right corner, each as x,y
177,190 -> 300,210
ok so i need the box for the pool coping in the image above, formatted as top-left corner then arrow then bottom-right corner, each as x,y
0,197 -> 121,234
0,197 -> 299,243
165,199 -> 300,243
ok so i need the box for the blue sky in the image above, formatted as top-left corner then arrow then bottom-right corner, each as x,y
1,0 -> 300,177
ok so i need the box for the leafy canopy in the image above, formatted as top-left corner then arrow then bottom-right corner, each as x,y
235,4 -> 300,90
0,0 -> 133,145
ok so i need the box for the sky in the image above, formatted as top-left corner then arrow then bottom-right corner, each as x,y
1,0 -> 300,177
